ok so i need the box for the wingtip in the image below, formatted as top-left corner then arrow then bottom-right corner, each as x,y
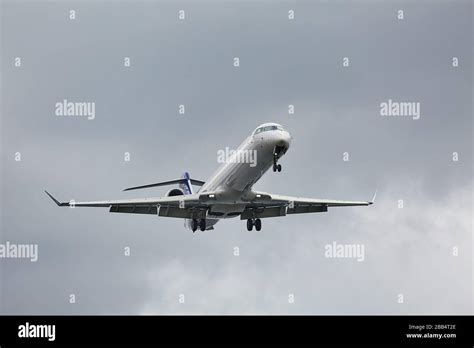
370,190 -> 377,205
44,190 -> 66,206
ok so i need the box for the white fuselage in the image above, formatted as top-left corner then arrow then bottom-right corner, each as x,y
185,124 -> 292,230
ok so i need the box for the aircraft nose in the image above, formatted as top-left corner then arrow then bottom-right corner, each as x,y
277,131 -> 291,151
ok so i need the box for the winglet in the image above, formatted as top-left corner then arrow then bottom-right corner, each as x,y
369,190 -> 377,205
44,190 -> 68,207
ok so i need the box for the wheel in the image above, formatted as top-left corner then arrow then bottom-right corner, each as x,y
199,219 -> 206,231
191,219 -> 198,232
273,164 -> 277,172
246,219 -> 253,231
277,164 -> 282,172
255,218 -> 262,231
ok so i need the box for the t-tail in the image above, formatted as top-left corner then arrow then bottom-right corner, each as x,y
95,171 -> 215,231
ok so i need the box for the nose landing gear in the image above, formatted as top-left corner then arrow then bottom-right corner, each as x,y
272,146 -> 284,172
246,218 -> 262,231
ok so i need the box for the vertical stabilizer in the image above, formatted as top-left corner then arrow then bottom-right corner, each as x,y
179,172 -> 193,195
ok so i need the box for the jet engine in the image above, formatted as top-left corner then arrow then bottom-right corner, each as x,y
166,188 -> 184,197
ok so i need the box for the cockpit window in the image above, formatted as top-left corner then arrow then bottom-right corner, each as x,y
253,125 -> 284,135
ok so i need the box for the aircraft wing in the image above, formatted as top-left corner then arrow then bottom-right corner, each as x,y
240,191 -> 375,219
45,189 -> 374,220
44,191 -> 210,219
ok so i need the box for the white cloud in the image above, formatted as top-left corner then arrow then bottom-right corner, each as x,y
139,180 -> 472,314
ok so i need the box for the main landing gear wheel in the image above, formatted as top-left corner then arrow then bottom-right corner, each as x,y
247,219 -> 262,231
247,219 -> 253,231
199,219 -> 206,231
191,219 -> 198,232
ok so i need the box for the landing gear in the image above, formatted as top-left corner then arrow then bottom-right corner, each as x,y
246,218 -> 262,231
255,218 -> 262,231
191,219 -> 207,232
272,149 -> 282,172
247,219 -> 253,231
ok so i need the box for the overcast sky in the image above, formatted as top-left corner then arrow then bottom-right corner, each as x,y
1,0 -> 472,314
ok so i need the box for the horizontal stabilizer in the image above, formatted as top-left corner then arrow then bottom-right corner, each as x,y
123,178 -> 205,192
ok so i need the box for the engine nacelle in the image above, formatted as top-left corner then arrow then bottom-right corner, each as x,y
166,188 -> 184,197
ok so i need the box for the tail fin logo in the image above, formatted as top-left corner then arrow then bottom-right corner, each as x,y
180,172 -> 193,195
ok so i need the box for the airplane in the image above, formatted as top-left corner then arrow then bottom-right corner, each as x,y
45,122 -> 375,232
